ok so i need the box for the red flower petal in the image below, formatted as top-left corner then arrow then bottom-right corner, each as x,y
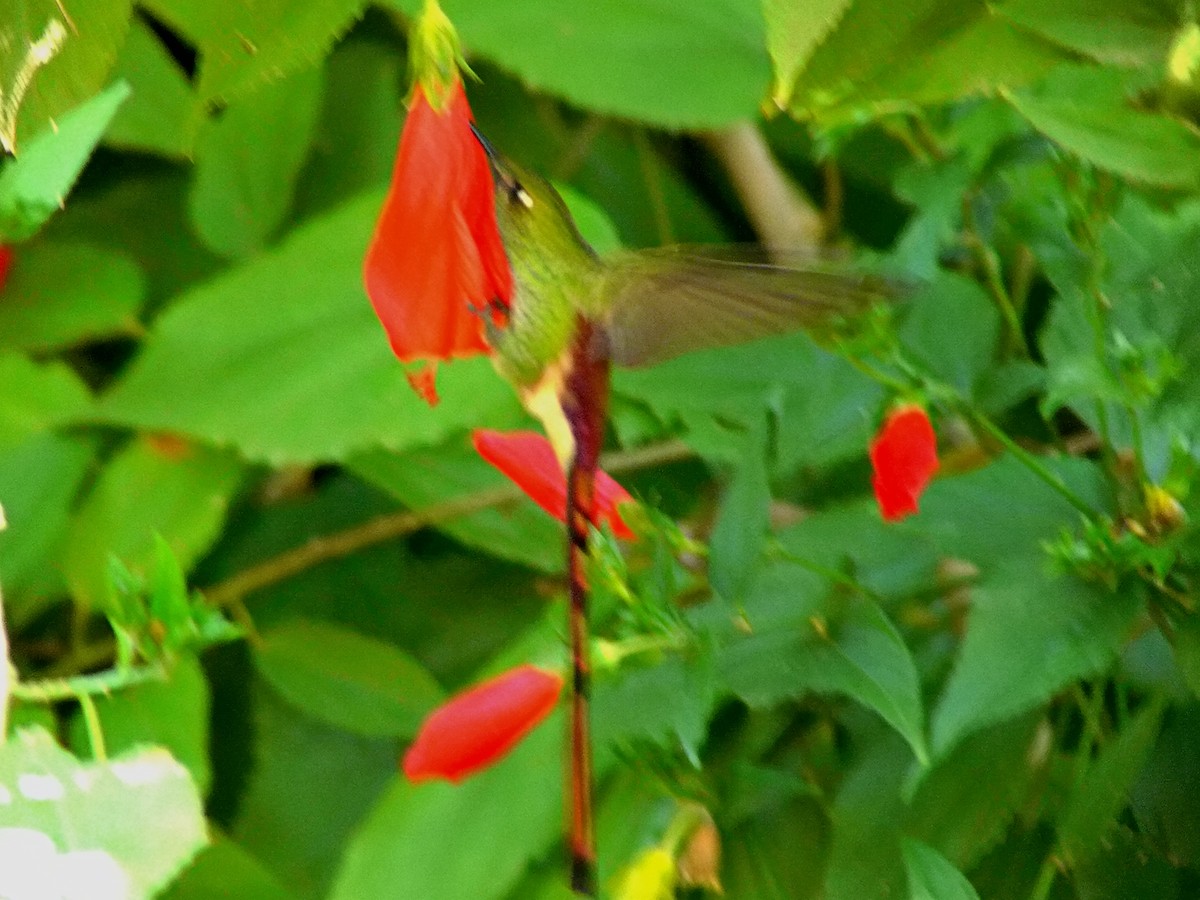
405,364 -> 440,406
363,82 -> 512,398
403,664 -> 563,783
870,404 -> 939,521
472,429 -> 635,539
0,245 -> 12,292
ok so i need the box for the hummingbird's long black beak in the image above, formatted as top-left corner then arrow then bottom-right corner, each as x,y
470,124 -> 499,171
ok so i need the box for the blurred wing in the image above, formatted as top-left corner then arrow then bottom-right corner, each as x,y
599,247 -> 897,368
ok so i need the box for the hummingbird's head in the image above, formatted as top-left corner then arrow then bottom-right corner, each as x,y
471,126 -> 596,261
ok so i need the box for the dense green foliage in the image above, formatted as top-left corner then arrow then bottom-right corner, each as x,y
3,0 -> 1200,897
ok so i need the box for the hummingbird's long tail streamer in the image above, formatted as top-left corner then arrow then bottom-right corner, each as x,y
561,317 -> 611,897
565,454 -> 596,896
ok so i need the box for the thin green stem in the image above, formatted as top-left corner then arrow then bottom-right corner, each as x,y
963,406 -> 1097,516
962,196 -> 1025,356
12,662 -> 166,703
225,597 -> 263,649
633,130 -> 674,245
1,574 -> 9,744
594,633 -> 687,672
1028,853 -> 1060,900
775,545 -> 880,601
845,354 -> 911,396
1125,404 -> 1149,488
1072,682 -> 1107,768
78,694 -> 106,762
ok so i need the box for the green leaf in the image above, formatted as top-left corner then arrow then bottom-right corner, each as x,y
0,432 -> 91,620
105,18 -> 201,157
777,500 -> 942,602
901,838 -> 981,900
792,0 -> 1064,123
615,331 -> 882,474
1058,697 -> 1166,866
1008,67 -> 1200,189
721,585 -> 928,764
432,0 -> 770,129
1172,614 -> 1200,699
1129,706 -> 1200,869
39,168 -> 224,304
899,273 -> 1000,399
889,155 -> 974,279
143,0 -> 366,104
148,535 -> 199,653
763,0 -> 854,108
349,443 -> 564,574
593,654 -> 716,755
254,619 -> 444,738
928,564 -> 1142,760
62,435 -> 244,607
1071,826 -> 1181,900
723,791 -> 830,900
231,684 -> 398,896
98,190 -> 525,464
0,241 -> 144,351
0,80 -> 131,241
557,183 -> 623,255
708,415 -> 771,602
330,710 -> 563,900
162,834 -> 297,900
189,66 -> 324,258
0,0 -> 133,151
72,655 -> 212,795
824,730 -> 908,898
0,353 -> 92,451
0,726 -> 206,897
1000,0 -> 1177,66
918,455 -> 1111,572
906,715 -> 1042,872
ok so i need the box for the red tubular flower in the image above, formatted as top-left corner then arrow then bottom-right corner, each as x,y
473,429 -> 635,539
0,245 -> 12,291
363,80 -> 513,403
870,404 -> 939,521
404,664 -> 563,783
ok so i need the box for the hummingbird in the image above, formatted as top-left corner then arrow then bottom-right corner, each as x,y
473,131 -> 887,896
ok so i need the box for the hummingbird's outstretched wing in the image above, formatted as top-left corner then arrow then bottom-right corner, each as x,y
598,247 -> 896,369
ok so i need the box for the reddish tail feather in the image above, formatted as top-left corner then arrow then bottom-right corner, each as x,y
561,317 -> 612,896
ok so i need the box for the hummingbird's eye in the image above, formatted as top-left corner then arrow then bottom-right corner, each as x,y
509,181 -> 534,210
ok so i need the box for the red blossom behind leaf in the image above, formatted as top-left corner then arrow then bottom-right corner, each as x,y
472,429 -> 635,539
403,664 -> 564,783
870,404 -> 939,521
0,245 -> 12,291
363,81 -> 512,402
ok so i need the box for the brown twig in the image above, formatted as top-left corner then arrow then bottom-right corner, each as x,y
702,122 -> 825,257
203,438 -> 694,610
